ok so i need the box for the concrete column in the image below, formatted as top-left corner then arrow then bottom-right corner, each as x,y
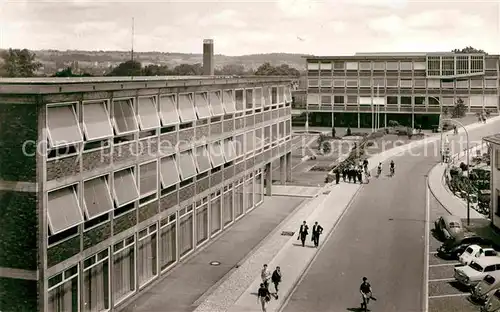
384,113 -> 387,128
280,155 -> 286,184
412,113 -> 415,129
286,152 -> 292,182
265,162 -> 272,196
357,113 -> 360,128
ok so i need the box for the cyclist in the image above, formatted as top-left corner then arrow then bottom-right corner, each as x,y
390,160 -> 395,176
360,277 -> 373,311
377,162 -> 382,176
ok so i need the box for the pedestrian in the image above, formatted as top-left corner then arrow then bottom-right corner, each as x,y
261,264 -> 271,289
342,167 -> 347,182
297,221 -> 309,247
453,125 -> 458,135
335,168 -> 340,184
349,165 -> 355,183
257,283 -> 271,312
311,221 -> 324,247
364,170 -> 370,184
271,266 -> 282,297
357,169 -> 363,184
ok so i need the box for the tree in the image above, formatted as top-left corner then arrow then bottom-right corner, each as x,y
254,62 -> 300,76
170,63 -> 203,76
215,64 -> 248,75
107,60 -> 142,76
451,97 -> 467,118
452,46 -> 486,54
52,67 -> 93,77
0,48 -> 41,77
142,64 -> 169,76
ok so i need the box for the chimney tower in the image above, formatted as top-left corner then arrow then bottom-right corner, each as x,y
203,39 -> 214,76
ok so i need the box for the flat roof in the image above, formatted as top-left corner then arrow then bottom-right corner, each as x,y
0,75 -> 294,95
483,134 -> 500,145
304,52 -> 497,60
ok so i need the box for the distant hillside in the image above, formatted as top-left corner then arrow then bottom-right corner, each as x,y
24,49 -> 310,75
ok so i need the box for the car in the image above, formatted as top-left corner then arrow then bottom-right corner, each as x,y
438,235 -> 493,259
434,215 -> 464,241
481,289 -> 500,312
460,245 -> 498,265
472,274 -> 500,304
454,257 -> 500,287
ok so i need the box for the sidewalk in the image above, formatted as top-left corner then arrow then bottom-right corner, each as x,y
121,195 -> 306,312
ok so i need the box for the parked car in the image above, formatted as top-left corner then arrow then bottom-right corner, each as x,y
472,274 -> 500,304
438,235 -> 493,259
481,289 -> 500,312
454,257 -> 500,287
460,245 -> 498,265
434,215 -> 464,241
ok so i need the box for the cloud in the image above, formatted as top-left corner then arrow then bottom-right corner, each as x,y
276,0 -> 319,19
198,9 -> 247,28
368,15 -> 404,34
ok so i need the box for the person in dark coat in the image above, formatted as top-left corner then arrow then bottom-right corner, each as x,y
311,221 -> 324,247
257,283 -> 271,312
297,221 -> 309,247
357,169 -> 363,184
271,266 -> 282,296
342,167 -> 347,182
335,169 -> 340,184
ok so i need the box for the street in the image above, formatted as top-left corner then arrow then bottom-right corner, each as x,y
281,120 -> 500,312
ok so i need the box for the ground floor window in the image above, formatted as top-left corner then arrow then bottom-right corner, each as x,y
245,175 -> 254,211
254,172 -> 263,205
496,189 -> 500,216
196,198 -> 209,245
160,214 -> 177,271
234,180 -> 244,217
48,265 -> 79,312
179,205 -> 194,258
223,186 -> 233,226
137,223 -> 158,288
210,191 -> 222,234
83,249 -> 109,312
113,235 -> 136,305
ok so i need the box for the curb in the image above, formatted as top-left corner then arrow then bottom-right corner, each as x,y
427,163 -> 454,216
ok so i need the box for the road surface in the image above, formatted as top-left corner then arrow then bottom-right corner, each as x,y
281,120 -> 500,312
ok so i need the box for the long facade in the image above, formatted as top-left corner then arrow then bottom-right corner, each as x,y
0,76 -> 293,312
304,53 -> 500,129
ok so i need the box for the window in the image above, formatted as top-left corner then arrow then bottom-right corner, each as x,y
47,104 -> 83,147
178,151 -> 197,180
196,200 -> 209,245
386,79 -> 398,87
400,97 -> 411,105
442,57 -> 454,76
234,182 -> 244,218
457,56 -> 469,75
209,142 -> 225,167
307,94 -> 319,104
82,101 -> 113,141
359,62 -> 371,70
83,176 -> 113,219
373,62 -> 385,70
308,79 -> 319,87
400,79 -> 412,88
223,139 -> 237,161
359,78 -> 371,87
427,80 -> 440,88
246,89 -> 254,110
245,178 -> 253,211
271,87 -> 278,104
210,193 -> 222,234
194,92 -> 212,119
137,97 -> 160,130
255,128 -> 264,149
307,62 -> 319,70
334,96 -> 344,104
83,250 -> 110,312
48,185 -> 83,234
209,91 -> 224,116
178,93 -> 197,122
386,62 -> 399,70
346,62 -> 358,70
160,214 -> 176,270
456,80 -> 469,88
235,89 -> 245,111
471,79 -> 484,88
346,80 -> 358,87
223,187 -> 233,225
400,62 -> 412,71
159,94 -> 180,126
471,55 -> 484,73
333,79 -> 345,87
48,265 -> 79,312
139,161 -> 157,197
485,79 -> 498,89
222,90 -> 236,113
245,131 -> 255,153
194,145 -> 212,173
113,99 -> 138,135
427,56 -> 440,75
320,79 -> 332,88
319,62 -> 332,70
137,225 -> 158,287
113,236 -> 135,304
178,207 -> 193,257
414,80 -> 426,88
263,126 -> 271,145
415,97 -> 425,105
373,78 -> 385,87
486,58 -> 498,70
387,96 -> 398,105
428,96 -> 441,105
160,156 -> 180,188
333,61 -> 345,69
254,88 -> 262,108
321,95 -> 331,105
113,168 -> 139,207
414,61 -> 426,70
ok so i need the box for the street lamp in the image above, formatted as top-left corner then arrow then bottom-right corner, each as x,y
427,96 -> 445,161
371,84 -> 380,132
440,118 -> 471,225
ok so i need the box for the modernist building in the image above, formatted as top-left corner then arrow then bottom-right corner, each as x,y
0,76 -> 293,312
303,53 -> 500,129
484,134 -> 500,230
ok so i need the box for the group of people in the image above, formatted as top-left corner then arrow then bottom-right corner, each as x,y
333,159 -> 396,184
298,221 -> 324,247
258,264 -> 282,311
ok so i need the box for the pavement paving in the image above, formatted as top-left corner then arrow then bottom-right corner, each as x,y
271,185 -> 322,198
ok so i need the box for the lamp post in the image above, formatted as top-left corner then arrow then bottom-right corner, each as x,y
428,96 -> 444,161
440,118 -> 471,225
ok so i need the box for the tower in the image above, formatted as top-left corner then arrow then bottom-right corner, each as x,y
203,39 -> 214,76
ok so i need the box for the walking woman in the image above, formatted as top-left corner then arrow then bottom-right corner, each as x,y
257,283 -> 271,312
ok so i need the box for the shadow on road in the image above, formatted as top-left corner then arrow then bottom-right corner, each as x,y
449,280 -> 470,293
346,308 -> 370,312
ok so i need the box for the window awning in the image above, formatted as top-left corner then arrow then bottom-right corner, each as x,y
194,146 -> 212,173
48,186 -> 83,234
139,161 -> 158,196
223,139 -> 237,161
222,90 -> 236,113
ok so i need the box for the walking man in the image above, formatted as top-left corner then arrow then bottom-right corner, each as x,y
297,221 -> 309,247
311,221 -> 324,247
342,167 -> 347,182
271,266 -> 282,297
257,283 -> 271,312
261,264 -> 271,289
335,168 -> 340,184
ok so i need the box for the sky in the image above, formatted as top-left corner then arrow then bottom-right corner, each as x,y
0,0 -> 499,56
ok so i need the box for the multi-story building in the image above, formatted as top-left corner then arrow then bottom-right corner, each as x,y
0,76 -> 293,312
484,134 -> 500,230
303,53 -> 500,129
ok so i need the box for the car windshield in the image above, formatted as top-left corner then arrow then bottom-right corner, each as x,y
470,262 -> 484,272
495,290 -> 500,299
449,222 -> 462,229
485,275 -> 496,285
465,247 -> 474,254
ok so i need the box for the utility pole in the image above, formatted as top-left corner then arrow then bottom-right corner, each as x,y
131,17 -> 135,63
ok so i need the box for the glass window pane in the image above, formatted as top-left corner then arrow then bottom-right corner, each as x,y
113,99 -> 138,134
139,161 -> 157,196
245,131 -> 255,152
137,232 -> 158,287
113,168 -> 139,206
209,142 -> 225,167
137,97 -> 160,130
47,105 -> 83,147
178,94 -> 197,122
223,139 -> 237,161
82,102 -> 113,140
209,91 -> 224,116
179,213 -> 193,257
254,88 -> 262,108
113,245 -> 136,302
194,146 -> 212,173
159,95 -> 180,126
83,176 -> 113,219
235,89 -> 245,111
222,90 -> 236,113
48,186 -> 83,234
160,156 -> 180,188
83,257 -> 110,312
160,223 -> 176,270
178,151 -> 197,180
194,93 -> 212,119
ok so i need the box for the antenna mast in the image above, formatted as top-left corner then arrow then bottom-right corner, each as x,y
131,17 -> 135,62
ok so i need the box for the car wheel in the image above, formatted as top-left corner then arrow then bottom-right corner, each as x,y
455,251 -> 461,259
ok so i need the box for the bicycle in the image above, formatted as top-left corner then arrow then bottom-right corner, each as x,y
361,292 -> 377,312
